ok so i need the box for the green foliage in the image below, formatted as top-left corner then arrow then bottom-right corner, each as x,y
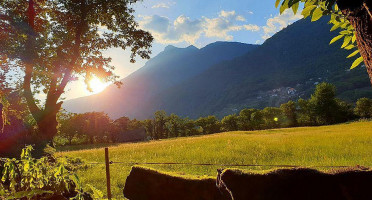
275,0 -> 364,69
166,114 -> 185,138
297,98 -> 316,126
354,98 -> 372,118
153,111 -> 168,139
0,0 -> 154,145
238,109 -> 259,131
262,107 -> 283,129
221,114 -> 239,131
196,116 -> 221,135
309,82 -> 339,124
58,112 -> 111,145
0,146 -> 93,199
110,117 -> 131,142
0,0 -> 153,92
280,100 -> 298,127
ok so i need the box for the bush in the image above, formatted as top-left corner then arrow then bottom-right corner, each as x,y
0,146 -> 94,200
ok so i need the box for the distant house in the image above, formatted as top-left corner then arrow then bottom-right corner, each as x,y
287,88 -> 296,95
117,128 -> 147,143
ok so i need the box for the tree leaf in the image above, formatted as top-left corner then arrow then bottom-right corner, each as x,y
302,5 -> 317,18
347,50 -> 360,58
340,30 -> 352,35
329,35 -> 344,44
352,34 -> 357,43
311,7 -> 324,22
280,1 -> 289,14
275,0 -> 282,8
344,44 -> 355,50
341,36 -> 352,48
292,2 -> 300,15
330,22 -> 341,31
350,56 -> 364,69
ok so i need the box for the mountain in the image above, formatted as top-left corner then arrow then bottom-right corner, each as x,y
63,42 -> 258,119
65,17 -> 372,119
145,17 -> 372,118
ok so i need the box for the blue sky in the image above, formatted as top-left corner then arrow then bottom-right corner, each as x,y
63,0 -> 302,100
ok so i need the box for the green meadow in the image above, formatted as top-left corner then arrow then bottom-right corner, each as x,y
57,121 -> 372,199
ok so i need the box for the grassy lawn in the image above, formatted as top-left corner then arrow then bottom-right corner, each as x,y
57,121 -> 372,199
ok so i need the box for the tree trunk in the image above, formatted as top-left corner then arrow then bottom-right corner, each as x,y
0,103 -> 3,134
337,0 -> 372,85
37,108 -> 59,144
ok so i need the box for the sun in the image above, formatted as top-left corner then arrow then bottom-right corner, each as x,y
88,77 -> 106,94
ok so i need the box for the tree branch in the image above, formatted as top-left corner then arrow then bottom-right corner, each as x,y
55,69 -> 72,98
24,64 -> 42,119
54,0 -> 87,102
23,0 -> 41,119
364,3 -> 372,19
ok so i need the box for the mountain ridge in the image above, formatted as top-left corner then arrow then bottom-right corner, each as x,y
64,17 -> 372,119
63,41 -> 259,118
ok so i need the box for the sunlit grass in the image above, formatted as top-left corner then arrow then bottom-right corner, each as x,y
57,121 -> 372,199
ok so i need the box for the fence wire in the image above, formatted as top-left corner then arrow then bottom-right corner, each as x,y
86,161 -> 365,169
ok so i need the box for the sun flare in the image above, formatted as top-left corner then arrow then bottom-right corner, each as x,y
88,77 -> 106,94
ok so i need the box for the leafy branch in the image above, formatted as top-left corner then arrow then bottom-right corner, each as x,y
275,0 -> 364,69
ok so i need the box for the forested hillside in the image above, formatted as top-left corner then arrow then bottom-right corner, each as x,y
146,17 -> 372,118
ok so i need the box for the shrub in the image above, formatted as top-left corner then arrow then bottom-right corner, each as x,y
0,146 -> 94,200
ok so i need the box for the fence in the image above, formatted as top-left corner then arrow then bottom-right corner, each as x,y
94,147 -> 364,200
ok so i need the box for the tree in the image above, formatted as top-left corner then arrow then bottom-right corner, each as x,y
66,112 -> 111,144
250,110 -> 265,130
143,119 -> 155,139
196,116 -> 221,135
183,118 -> 199,136
153,111 -> 168,139
129,118 -> 143,130
108,116 -> 131,143
221,114 -> 239,131
57,111 -> 76,145
280,100 -> 298,127
297,98 -> 316,126
354,97 -> 372,118
114,117 -> 131,132
335,99 -> 355,122
276,0 -> 372,84
309,82 -> 339,124
238,109 -> 258,131
262,107 -> 282,129
165,114 -> 184,138
0,0 -> 153,144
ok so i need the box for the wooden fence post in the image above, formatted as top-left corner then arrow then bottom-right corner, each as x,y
105,147 -> 112,199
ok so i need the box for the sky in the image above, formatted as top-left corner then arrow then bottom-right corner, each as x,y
62,0 -> 303,100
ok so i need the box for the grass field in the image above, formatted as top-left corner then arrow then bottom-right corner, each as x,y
57,121 -> 372,199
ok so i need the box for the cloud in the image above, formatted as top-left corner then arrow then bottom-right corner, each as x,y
152,1 -> 175,9
261,10 -> 302,40
139,15 -> 203,44
243,24 -> 260,32
139,10 -> 260,44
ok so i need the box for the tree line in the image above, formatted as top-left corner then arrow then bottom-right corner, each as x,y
55,82 -> 372,146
